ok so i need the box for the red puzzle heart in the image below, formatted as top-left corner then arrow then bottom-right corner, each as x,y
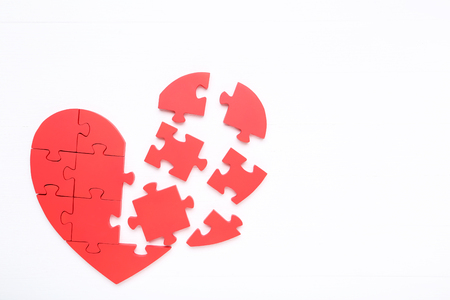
30,109 -> 171,284
30,73 -> 268,284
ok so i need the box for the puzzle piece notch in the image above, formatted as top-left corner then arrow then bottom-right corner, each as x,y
77,109 -> 126,157
36,185 -> 73,241
63,144 -> 134,200
31,149 -> 76,197
61,189 -> 121,253
220,82 -> 267,143
145,122 -> 207,181
158,72 -> 210,123
67,241 -> 171,284
187,210 -> 243,247
32,109 -> 89,161
128,183 -> 194,246
207,148 -> 267,204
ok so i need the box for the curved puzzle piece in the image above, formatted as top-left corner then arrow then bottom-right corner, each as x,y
61,189 -> 121,253
67,241 -> 171,284
207,148 -> 267,205
187,210 -> 243,247
128,183 -> 194,245
64,144 -> 134,200
37,185 -> 73,241
145,122 -> 207,181
77,109 -> 126,157
220,82 -> 267,143
31,109 -> 89,161
158,72 -> 210,123
31,149 -> 76,197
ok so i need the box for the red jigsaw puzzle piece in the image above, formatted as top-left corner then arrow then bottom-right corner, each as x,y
128,183 -> 194,245
67,241 -> 171,284
158,72 -> 210,123
77,109 -> 126,157
145,122 -> 207,181
30,149 -> 76,197
61,189 -> 121,253
207,148 -> 267,204
64,144 -> 134,200
37,185 -> 73,241
187,210 -> 243,247
220,82 -> 267,143
31,109 -> 89,161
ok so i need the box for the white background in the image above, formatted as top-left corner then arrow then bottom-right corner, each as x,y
1,1 -> 450,299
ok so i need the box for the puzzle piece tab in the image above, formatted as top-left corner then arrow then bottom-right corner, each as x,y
128,183 -> 194,245
207,148 -> 267,204
187,210 -> 243,247
64,144 -> 134,200
61,189 -> 121,253
31,149 -> 76,197
77,109 -> 126,157
31,109 -> 89,161
145,122 -> 207,181
220,82 -> 267,143
67,241 -> 171,284
37,185 -> 73,241
158,72 -> 210,123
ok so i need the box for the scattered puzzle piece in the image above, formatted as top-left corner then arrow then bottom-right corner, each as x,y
64,144 -> 134,200
77,109 -> 126,157
31,109 -> 89,161
67,241 -> 171,284
145,122 -> 207,181
207,148 -> 267,204
220,82 -> 267,143
187,210 -> 243,247
37,185 -> 73,241
61,189 -> 121,253
158,72 -> 210,123
30,149 -> 76,197
128,183 -> 194,245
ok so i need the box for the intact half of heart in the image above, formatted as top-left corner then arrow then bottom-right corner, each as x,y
30,108 -> 170,284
